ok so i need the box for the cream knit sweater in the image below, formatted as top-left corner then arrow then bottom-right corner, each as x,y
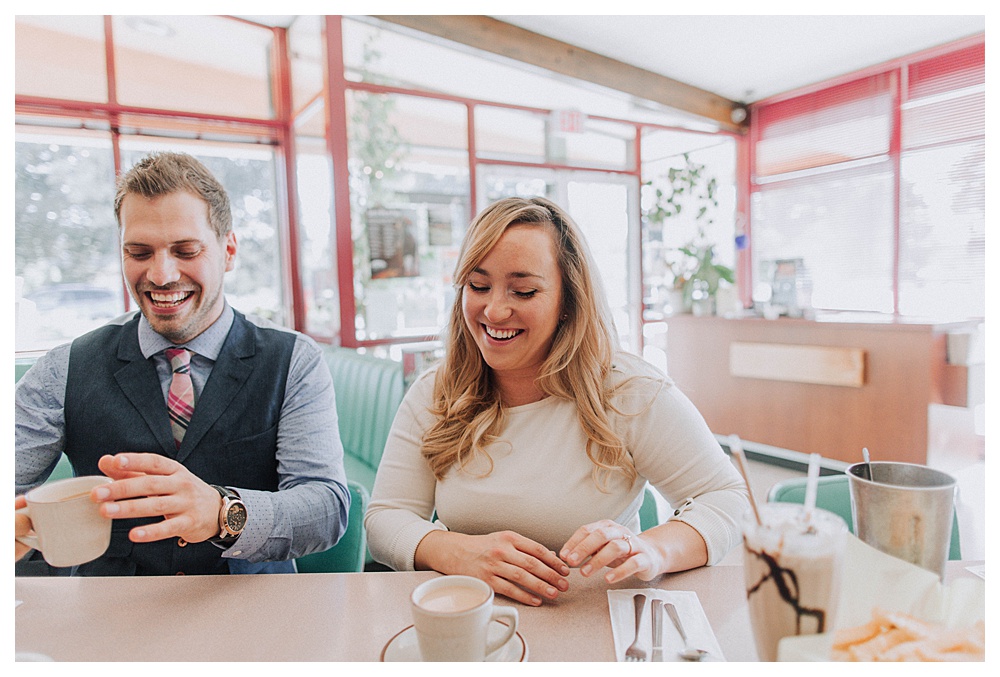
365,352 -> 749,572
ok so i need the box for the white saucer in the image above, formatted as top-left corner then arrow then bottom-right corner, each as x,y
381,620 -> 528,662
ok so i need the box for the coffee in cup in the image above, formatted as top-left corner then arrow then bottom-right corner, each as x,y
742,503 -> 847,661
410,575 -> 519,661
16,475 -> 114,567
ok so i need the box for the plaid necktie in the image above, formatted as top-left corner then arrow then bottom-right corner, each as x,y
166,348 -> 195,449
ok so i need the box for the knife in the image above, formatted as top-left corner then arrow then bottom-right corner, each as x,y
650,598 -> 664,662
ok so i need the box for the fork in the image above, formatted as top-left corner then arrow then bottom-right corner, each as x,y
624,593 -> 648,661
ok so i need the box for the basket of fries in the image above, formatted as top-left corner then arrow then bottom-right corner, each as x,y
778,534 -> 984,661
831,607 -> 984,661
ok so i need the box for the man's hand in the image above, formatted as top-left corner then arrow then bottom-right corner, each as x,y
93,453 -> 223,544
15,495 -> 33,561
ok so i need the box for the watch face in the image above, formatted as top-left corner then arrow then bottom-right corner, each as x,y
225,502 -> 247,534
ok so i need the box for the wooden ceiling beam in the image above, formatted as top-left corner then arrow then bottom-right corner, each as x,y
372,15 -> 745,133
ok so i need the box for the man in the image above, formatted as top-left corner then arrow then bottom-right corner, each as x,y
15,152 -> 349,575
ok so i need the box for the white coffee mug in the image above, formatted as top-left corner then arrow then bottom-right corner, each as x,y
16,476 -> 114,567
410,575 -> 519,661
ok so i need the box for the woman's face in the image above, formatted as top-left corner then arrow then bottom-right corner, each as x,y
462,223 -> 564,383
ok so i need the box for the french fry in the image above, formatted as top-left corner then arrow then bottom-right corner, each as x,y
832,609 -> 984,662
832,619 -> 882,649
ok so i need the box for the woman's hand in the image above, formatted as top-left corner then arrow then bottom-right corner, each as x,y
560,519 -> 709,583
560,519 -> 664,584
414,530 -> 571,606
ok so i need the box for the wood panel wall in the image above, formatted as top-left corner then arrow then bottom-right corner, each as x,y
663,315 -> 968,465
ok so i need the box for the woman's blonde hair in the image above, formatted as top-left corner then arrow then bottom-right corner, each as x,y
421,197 -> 637,489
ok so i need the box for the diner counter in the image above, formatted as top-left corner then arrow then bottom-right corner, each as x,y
14,560 -> 982,662
662,314 -> 979,464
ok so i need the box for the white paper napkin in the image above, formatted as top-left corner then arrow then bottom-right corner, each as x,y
608,588 -> 726,662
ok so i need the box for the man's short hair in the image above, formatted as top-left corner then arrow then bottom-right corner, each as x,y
114,152 -> 232,238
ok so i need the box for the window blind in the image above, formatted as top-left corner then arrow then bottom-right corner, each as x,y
898,42 -> 985,320
755,74 -> 893,178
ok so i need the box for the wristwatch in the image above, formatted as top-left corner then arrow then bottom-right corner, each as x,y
210,485 -> 247,543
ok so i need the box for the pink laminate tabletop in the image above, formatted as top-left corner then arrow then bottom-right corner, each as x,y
14,560 -> 982,662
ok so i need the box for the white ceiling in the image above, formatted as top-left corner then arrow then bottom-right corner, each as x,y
242,14 -> 985,104
491,14 -> 987,103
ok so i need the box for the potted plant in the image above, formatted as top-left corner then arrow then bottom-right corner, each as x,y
679,240 -> 735,315
643,153 -> 734,314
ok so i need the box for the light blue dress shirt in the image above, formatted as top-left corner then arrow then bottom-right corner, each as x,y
15,304 -> 349,564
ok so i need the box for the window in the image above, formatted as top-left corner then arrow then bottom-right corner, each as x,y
751,75 -> 895,314
15,16 -> 289,352
475,107 -> 548,164
346,91 -> 470,342
15,16 -> 108,103
641,130 -> 738,315
749,39 -> 984,321
332,17 -> 741,352
112,15 -> 276,119
296,135 -> 340,339
15,129 -> 122,351
898,43 -> 985,320
17,15 -> 745,357
753,162 -> 895,313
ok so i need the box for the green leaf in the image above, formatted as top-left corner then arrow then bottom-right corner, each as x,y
714,264 -> 736,284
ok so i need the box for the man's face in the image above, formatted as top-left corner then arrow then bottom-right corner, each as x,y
120,190 -> 236,345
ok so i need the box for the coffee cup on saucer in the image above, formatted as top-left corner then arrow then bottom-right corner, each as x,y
410,575 -> 519,661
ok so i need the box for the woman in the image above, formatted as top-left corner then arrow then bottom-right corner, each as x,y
365,197 -> 748,606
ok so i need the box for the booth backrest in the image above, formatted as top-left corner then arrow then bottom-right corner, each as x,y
323,347 -> 406,494
15,360 -> 34,383
295,479 -> 371,573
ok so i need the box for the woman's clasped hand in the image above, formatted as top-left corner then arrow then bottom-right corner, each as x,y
418,522 -> 653,606
416,529 -> 571,606
560,520 -> 650,583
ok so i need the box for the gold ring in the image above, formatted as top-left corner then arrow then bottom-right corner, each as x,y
621,534 -> 633,556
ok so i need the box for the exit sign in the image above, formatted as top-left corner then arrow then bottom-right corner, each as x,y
552,109 -> 587,134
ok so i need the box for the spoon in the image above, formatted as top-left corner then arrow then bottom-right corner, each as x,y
664,602 -> 708,661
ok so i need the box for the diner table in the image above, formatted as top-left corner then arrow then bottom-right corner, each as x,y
15,560 -> 982,662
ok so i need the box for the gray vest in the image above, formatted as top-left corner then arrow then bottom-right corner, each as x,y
64,311 -> 296,575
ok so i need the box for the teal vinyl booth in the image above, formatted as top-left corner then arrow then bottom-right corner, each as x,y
295,480 -> 370,573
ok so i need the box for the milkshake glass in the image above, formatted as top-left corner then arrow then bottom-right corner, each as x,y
742,503 -> 847,661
